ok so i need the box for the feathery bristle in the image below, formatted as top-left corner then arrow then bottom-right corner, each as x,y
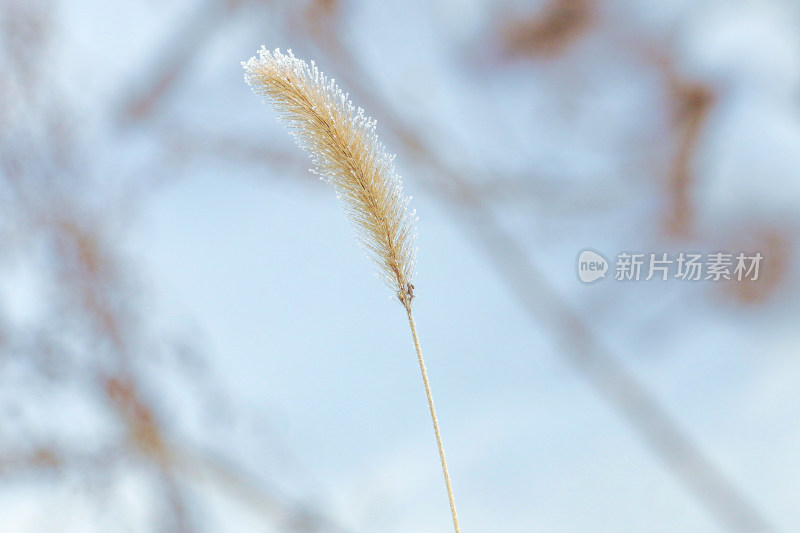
243,47 -> 418,306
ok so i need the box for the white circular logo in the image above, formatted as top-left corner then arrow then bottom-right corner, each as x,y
577,250 -> 608,283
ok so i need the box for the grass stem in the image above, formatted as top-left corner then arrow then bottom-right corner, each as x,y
405,304 -> 460,533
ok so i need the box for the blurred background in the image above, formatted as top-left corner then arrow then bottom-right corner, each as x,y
1,0 -> 799,531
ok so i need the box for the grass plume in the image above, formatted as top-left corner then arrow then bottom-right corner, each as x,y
243,47 -> 460,532
243,47 -> 417,306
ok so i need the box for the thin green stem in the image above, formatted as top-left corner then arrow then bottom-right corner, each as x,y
405,305 -> 460,533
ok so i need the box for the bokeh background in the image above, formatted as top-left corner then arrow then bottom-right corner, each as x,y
1,0 -> 799,531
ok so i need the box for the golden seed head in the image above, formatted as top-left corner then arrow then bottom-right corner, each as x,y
243,47 -> 418,305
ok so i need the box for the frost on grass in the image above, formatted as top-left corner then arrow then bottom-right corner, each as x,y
243,47 -> 418,305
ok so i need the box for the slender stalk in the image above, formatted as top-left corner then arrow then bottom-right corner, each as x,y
244,48 -> 460,530
405,304 -> 460,533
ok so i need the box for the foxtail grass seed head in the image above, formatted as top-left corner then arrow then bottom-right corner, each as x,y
243,48 -> 418,307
